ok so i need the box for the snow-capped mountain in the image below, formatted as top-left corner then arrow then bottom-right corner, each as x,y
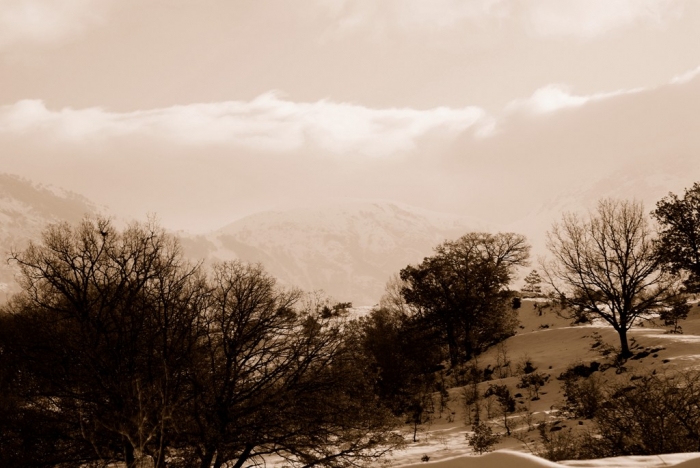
0,174 -> 97,297
180,200 -> 496,306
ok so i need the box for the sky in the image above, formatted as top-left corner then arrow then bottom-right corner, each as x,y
1,0 -> 699,233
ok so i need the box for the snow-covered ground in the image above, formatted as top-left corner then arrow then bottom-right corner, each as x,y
368,300 -> 700,468
396,450 -> 700,468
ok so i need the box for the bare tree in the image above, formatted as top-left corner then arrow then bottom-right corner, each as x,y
184,262 -> 401,468
4,220 -> 401,468
7,216 -> 206,468
379,273 -> 410,315
542,199 -> 679,357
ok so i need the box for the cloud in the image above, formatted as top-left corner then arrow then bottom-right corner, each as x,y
524,0 -> 685,39
0,93 -> 486,157
0,0 -> 111,49
670,65 -> 700,84
319,0 -> 508,37
319,0 -> 685,39
321,0 -> 508,33
505,84 -> 644,114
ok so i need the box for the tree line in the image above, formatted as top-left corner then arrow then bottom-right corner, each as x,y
0,218 -> 399,468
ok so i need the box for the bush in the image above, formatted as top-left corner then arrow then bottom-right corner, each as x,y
536,423 -> 601,461
561,373 -> 604,419
595,373 -> 700,455
467,422 -> 499,455
558,361 -> 600,380
517,371 -> 549,400
557,368 -> 700,457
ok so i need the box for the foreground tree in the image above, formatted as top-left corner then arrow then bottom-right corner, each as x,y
181,263 -> 401,468
400,232 -> 530,365
350,306 -> 443,443
543,199 -> 680,358
2,219 -> 402,468
5,217 -> 206,467
652,182 -> 700,292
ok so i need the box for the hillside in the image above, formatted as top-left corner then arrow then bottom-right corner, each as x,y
0,174 -> 97,297
376,299 -> 700,468
179,201 -> 495,305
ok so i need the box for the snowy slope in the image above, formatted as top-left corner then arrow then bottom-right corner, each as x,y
373,301 -> 700,468
0,174 -> 97,297
180,200 -> 496,305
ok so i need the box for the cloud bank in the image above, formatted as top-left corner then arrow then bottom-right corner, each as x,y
671,65 -> 700,84
3,71 -> 691,154
320,0 -> 686,39
0,93 -> 485,157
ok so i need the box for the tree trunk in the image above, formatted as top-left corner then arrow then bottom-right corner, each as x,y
446,325 -> 459,367
199,447 -> 216,468
229,444 -> 254,468
125,442 -> 136,468
618,327 -> 632,358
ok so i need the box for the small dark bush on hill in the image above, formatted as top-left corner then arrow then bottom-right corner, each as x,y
560,372 -> 604,420
558,361 -> 601,380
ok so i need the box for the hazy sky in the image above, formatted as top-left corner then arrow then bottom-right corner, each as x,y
1,0 -> 699,232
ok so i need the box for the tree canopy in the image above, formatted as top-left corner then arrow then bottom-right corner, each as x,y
400,232 -> 530,365
652,182 -> 700,292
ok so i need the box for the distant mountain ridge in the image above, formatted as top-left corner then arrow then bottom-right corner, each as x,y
0,174 -> 97,297
180,201 -> 495,305
4,159 -> 700,307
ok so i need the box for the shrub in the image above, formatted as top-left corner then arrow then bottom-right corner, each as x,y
467,422 -> 499,455
536,423 -> 602,461
517,371 -> 549,400
595,373 -> 700,455
561,373 -> 603,419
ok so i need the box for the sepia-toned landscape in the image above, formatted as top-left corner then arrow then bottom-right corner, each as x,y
2,1 -> 700,467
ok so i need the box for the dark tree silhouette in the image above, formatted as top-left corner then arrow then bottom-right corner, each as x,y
181,262 -> 401,468
2,218 -> 401,468
652,182 -> 700,292
5,216 -> 206,468
543,199 -> 680,358
522,269 -> 544,296
400,232 -> 530,365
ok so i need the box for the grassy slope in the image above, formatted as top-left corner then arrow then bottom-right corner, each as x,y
387,299 -> 700,468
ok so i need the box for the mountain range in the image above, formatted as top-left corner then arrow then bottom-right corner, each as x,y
3,164 -> 700,306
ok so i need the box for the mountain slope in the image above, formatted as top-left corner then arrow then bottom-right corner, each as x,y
180,200 -> 496,305
0,174 -> 97,297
